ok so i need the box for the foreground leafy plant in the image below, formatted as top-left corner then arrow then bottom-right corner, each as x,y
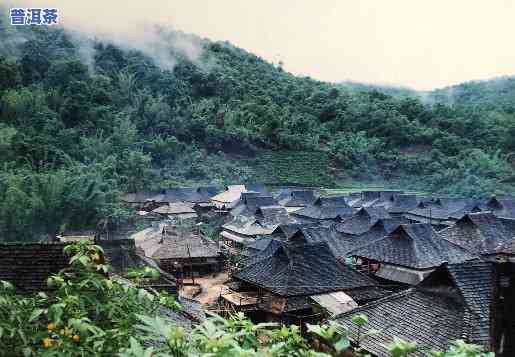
0,241 -> 174,356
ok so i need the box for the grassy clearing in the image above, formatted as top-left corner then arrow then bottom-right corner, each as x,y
242,150 -> 335,187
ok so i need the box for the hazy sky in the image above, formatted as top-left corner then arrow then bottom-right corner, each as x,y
6,0 -> 515,90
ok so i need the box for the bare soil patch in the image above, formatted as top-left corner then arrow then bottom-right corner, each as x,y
180,272 -> 229,305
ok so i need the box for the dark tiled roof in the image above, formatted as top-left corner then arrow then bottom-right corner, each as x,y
439,212 -> 515,256
294,219 -> 407,260
374,217 -> 410,234
0,242 -> 70,292
273,188 -> 293,201
444,260 -> 494,347
335,260 -> 493,355
245,192 -> 274,204
231,195 -> 279,217
288,227 -> 374,260
224,206 -> 295,237
151,187 -> 221,204
345,192 -> 363,207
351,190 -> 402,208
293,205 -> 354,220
268,223 -> 314,240
256,206 -> 291,224
152,202 -> 196,215
335,287 -> 482,356
487,197 -> 515,219
335,207 -> 391,235
240,238 -> 284,267
143,231 -> 220,260
234,242 -> 380,297
239,191 -> 261,202
278,190 -> 317,207
448,201 -> 485,220
358,191 -> 381,207
0,241 -> 175,293
387,194 -> 420,214
349,224 -> 477,269
241,237 -> 276,257
379,190 -> 404,200
286,220 -> 403,261
245,184 -> 268,194
363,207 -> 391,220
407,198 -> 475,221
314,196 -> 349,207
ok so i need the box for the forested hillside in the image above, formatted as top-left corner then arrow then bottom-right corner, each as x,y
427,76 -> 515,111
1,17 -> 515,240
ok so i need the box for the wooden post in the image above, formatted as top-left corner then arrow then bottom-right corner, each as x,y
187,243 -> 195,285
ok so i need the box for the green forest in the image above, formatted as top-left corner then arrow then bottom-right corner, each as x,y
1,16 -> 515,241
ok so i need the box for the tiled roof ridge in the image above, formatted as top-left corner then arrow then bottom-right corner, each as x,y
333,287 -> 416,319
334,281 -> 474,320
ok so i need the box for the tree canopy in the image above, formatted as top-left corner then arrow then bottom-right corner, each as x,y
1,17 -> 515,240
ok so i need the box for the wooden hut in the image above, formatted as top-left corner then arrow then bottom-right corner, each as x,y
137,226 -> 223,278
221,241 -> 388,324
334,260 -> 495,356
349,223 -> 477,285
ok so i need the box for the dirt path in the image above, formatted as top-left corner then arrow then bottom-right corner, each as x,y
181,272 -> 229,305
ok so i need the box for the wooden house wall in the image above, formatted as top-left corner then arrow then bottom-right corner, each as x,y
0,242 -> 70,292
158,257 -> 223,277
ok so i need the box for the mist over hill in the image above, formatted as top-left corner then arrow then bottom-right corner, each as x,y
1,16 -> 515,240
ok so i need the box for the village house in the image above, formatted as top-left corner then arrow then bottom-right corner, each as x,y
265,223 -> 319,240
447,200 -> 485,220
486,197 -> 515,219
348,223 -> 477,285
221,240 -> 389,324
120,186 -> 515,355
335,206 -> 391,235
210,185 -> 248,210
403,197 -> 477,230
230,193 -> 279,217
0,239 -> 178,294
238,222 -> 327,263
346,190 -> 403,208
0,242 -> 71,292
152,201 -> 199,221
344,192 -> 362,207
221,206 -> 295,250
276,189 -> 318,213
438,212 -> 515,262
0,240 -> 212,332
149,187 -> 220,204
292,195 -> 354,223
334,260 -> 495,356
381,194 -> 421,215
122,191 -> 160,208
136,226 -> 223,278
288,217 -> 408,263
